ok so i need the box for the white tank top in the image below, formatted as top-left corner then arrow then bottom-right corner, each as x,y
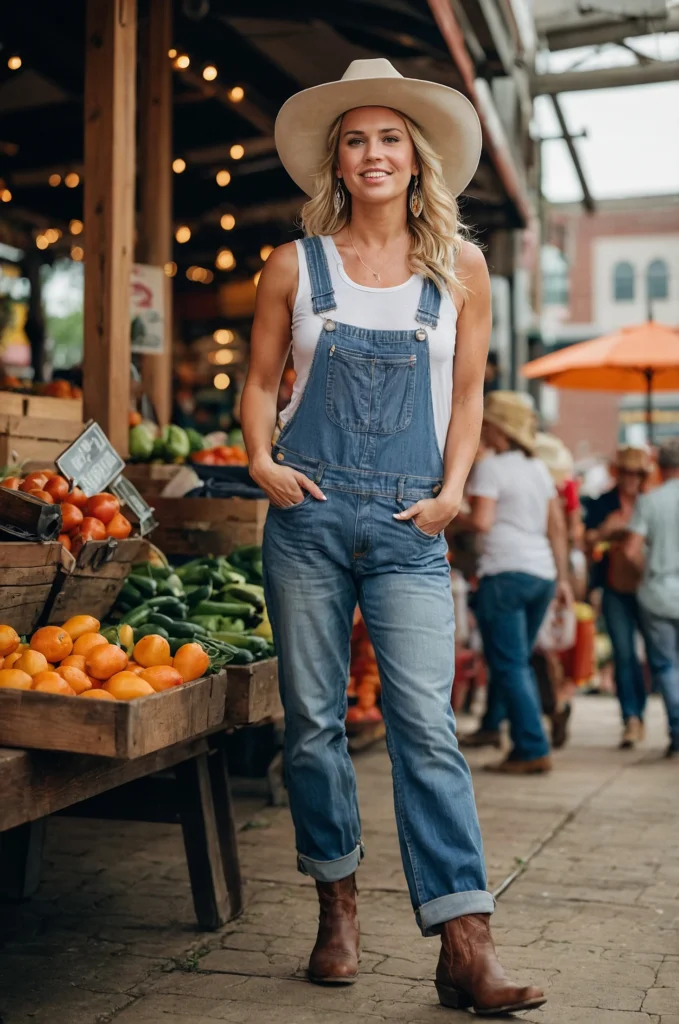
279,235 -> 458,455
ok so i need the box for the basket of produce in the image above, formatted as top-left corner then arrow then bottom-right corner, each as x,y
0,616 -> 227,757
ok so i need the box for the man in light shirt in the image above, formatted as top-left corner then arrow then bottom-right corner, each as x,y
624,439 -> 679,758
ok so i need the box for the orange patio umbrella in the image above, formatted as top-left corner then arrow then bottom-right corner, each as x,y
522,321 -> 679,442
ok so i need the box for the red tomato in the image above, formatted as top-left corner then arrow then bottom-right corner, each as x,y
20,472 -> 48,493
60,502 -> 84,533
86,493 -> 120,525
27,488 -> 54,504
191,450 -> 218,465
0,477 -> 21,490
44,475 -> 69,502
106,513 -> 132,539
58,533 -> 72,551
66,487 -> 88,510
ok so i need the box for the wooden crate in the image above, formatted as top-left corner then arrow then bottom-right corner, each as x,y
0,397 -> 83,467
0,542 -> 63,635
124,462 -> 184,498
150,496 -> 268,557
225,658 -> 281,728
46,537 -> 144,625
0,671 -> 227,758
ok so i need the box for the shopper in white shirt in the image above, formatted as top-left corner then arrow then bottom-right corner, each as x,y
461,392 -> 571,773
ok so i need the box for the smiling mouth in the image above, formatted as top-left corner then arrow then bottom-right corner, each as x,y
360,170 -> 392,179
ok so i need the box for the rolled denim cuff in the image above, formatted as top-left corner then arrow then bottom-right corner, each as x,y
297,842 -> 364,882
416,890 -> 496,936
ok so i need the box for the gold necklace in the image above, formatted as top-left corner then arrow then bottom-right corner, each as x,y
347,228 -> 391,284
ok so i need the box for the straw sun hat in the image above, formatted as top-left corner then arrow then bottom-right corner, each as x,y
535,433 -> 574,485
483,391 -> 537,454
615,446 -> 652,474
275,58 -> 482,199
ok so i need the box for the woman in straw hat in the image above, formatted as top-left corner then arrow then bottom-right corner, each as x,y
241,59 -> 546,1015
461,393 -> 572,768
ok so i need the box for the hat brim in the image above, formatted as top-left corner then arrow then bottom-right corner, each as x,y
483,408 -> 536,454
275,76 -> 482,199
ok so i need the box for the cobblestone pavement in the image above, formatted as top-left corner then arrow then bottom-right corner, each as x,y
1,694 -> 677,1024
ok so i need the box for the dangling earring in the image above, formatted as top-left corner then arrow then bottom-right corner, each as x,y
409,175 -> 423,218
333,180 -> 345,216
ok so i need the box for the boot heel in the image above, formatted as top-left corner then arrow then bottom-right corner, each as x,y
435,982 -> 474,1009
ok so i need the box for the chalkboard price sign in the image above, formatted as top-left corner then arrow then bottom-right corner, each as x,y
56,422 -> 126,498
111,474 -> 157,537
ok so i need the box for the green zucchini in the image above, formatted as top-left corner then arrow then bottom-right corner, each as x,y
167,621 -> 207,638
223,584 -> 265,611
119,580 -> 144,606
119,604 -> 153,627
186,583 -> 212,609
146,596 -> 188,618
211,632 -> 269,654
134,624 -> 170,642
130,575 -> 157,598
146,612 -> 176,631
194,600 -> 254,618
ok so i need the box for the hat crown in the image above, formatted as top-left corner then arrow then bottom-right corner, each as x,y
341,58 -> 403,83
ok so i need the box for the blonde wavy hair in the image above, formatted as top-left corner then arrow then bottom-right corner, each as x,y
299,110 -> 469,295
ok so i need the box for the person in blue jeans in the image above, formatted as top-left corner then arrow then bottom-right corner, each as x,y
584,447 -> 652,748
241,59 -> 546,1016
624,439 -> 679,758
462,392 -> 572,773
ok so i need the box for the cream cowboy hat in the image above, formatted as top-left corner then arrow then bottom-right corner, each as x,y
275,58 -> 482,199
535,432 -> 574,485
483,391 -> 537,454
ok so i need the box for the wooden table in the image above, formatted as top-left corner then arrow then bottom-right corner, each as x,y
0,660 -> 282,931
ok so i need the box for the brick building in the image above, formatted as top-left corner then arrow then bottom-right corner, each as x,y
538,194 -> 679,459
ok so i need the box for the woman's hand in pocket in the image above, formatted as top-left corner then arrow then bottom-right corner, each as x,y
393,496 -> 457,536
250,457 -> 326,509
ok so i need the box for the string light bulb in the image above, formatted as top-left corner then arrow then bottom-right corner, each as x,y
0,189 -> 12,203
220,213 -> 235,231
203,65 -> 218,81
168,48 -> 177,59
216,169 -> 231,187
229,144 -> 245,160
260,245 -> 274,262
214,373 -> 231,390
228,86 -> 244,103
69,219 -> 83,235
71,246 -> 84,261
209,348 -> 235,365
64,172 -> 80,188
213,329 -> 234,345
164,261 -> 177,277
36,234 -> 48,250
175,225 -> 191,244
172,158 -> 186,174
174,54 -> 190,70
216,249 -> 236,271
8,56 -> 22,71
44,228 -> 60,244
49,173 -> 61,187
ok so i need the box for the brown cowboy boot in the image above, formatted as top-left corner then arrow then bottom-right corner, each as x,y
308,875 -> 360,985
436,913 -> 546,1015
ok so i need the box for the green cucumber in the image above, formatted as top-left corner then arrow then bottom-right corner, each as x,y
119,604 -> 153,627
130,575 -> 157,598
194,600 -> 254,618
186,583 -> 212,609
146,612 -> 176,631
211,632 -> 269,654
167,621 -> 207,638
119,580 -> 144,606
131,563 -> 171,580
134,624 -> 170,642
145,596 -> 188,618
223,584 -> 265,611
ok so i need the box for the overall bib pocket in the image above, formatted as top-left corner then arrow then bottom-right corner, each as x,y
326,345 -> 416,434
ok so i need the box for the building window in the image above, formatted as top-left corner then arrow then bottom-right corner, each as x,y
541,245 -> 569,306
613,261 -> 635,301
647,259 -> 669,300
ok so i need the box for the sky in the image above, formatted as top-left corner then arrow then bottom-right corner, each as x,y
535,32 -> 679,202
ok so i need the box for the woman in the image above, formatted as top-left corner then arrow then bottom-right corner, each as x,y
584,446 -> 652,748
460,393 -> 572,771
241,58 -> 545,1016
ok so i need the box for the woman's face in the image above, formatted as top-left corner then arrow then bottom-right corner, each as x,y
617,467 -> 646,498
336,106 -> 418,207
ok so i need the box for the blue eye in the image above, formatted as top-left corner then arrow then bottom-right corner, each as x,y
384,136 -> 400,143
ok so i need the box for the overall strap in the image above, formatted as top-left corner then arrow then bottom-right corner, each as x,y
415,276 -> 442,329
302,236 -> 337,314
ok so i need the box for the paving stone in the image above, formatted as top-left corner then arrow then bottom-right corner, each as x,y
643,988 -> 679,1014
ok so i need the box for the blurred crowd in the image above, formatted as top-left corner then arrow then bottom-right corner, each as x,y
449,391 -> 679,773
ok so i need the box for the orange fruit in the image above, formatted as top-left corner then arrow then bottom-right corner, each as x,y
133,634 -> 172,668
0,624 -> 20,657
0,656 -> 3,670
61,654 -> 87,672
106,513 -> 132,539
0,476 -> 21,490
30,626 -> 73,663
79,688 -> 117,701
103,672 -> 155,700
61,615 -> 101,641
44,475 -> 69,502
3,651 -> 22,670
172,642 -> 209,683
32,672 -> 76,695
14,650 -> 49,677
56,665 -> 93,694
86,493 -> 120,525
126,661 -> 145,676
72,632 -> 109,657
27,488 -> 54,504
86,644 -> 128,680
60,502 -> 83,533
0,668 -> 33,690
58,533 -> 72,551
65,487 -> 87,509
20,472 -> 48,493
141,665 -> 183,692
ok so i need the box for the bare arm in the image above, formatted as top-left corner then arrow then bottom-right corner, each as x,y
455,495 -> 496,533
241,243 -> 325,507
395,241 -> 491,535
547,496 -> 573,606
623,531 -> 646,572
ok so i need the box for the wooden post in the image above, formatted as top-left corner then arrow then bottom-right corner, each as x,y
138,0 -> 173,427
83,0 -> 137,456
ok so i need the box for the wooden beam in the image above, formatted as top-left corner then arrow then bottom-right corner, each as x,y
82,0 -> 137,456
531,61 -> 679,96
138,0 -> 173,427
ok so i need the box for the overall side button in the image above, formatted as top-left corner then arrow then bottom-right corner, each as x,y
324,319 -> 337,332
415,328 -> 427,342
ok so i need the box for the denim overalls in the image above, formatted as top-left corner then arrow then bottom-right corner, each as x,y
263,236 -> 493,934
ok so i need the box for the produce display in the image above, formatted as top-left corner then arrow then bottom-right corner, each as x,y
0,469 -> 132,552
0,377 -> 81,399
0,617 -> 212,700
107,544 -> 273,665
128,420 -> 248,467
